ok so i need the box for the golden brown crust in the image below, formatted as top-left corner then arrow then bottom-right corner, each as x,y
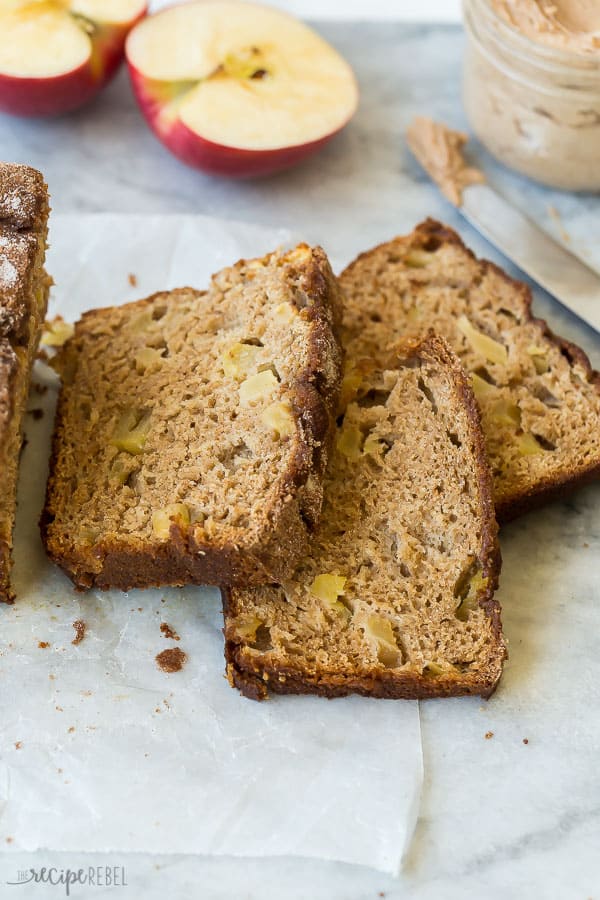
225,656 -> 503,702
41,247 -> 343,591
223,333 -> 505,702
342,218 -> 600,523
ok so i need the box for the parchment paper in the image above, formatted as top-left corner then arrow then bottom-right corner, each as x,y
0,214 -> 422,874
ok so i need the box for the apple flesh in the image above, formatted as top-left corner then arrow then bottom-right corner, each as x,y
0,0 -> 147,117
126,2 -> 359,177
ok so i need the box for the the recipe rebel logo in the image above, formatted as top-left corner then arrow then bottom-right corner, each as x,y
6,866 -> 127,895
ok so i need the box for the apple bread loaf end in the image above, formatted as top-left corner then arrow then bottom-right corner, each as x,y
0,162 -> 51,603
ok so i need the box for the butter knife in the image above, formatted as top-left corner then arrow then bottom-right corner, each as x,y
406,117 -> 600,334
460,182 -> 600,334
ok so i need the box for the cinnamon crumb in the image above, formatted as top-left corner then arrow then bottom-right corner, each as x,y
523,738 -> 529,745
5,837 -> 13,844
72,619 -> 86,645
33,382 -> 48,395
38,641 -> 50,649
485,731 -> 494,740
27,407 -> 44,420
156,647 -> 187,673
128,273 -> 138,287
160,622 -> 180,641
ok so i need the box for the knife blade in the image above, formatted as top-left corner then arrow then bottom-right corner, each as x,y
460,183 -> 600,334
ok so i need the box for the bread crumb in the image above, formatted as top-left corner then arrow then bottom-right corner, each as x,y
156,647 -> 187,673
72,619 -> 86,645
160,622 -> 180,641
33,382 -> 48,395
68,726 -> 75,734
547,205 -> 571,244
128,273 -> 138,287
485,731 -> 494,739
27,408 -> 44,420
14,741 -> 22,750
5,837 -> 13,844
38,640 -> 50,649
523,738 -> 529,745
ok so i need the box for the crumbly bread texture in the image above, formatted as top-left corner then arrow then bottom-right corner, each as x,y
339,219 -> 600,521
42,245 -> 343,591
224,335 -> 505,701
0,163 -> 50,603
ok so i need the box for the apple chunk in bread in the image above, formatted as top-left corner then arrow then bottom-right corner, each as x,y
126,1 -> 359,177
0,0 -> 147,116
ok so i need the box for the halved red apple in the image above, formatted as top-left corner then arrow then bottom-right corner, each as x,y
0,0 -> 147,117
126,1 -> 359,177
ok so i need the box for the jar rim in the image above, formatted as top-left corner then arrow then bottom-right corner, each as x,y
464,0 -> 600,74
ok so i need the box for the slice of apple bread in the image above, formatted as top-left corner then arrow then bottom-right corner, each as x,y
340,219 -> 600,521
41,244 -> 343,590
0,162 -> 51,603
224,335 -> 505,701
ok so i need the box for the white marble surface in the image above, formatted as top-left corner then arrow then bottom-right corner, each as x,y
1,19 -> 599,900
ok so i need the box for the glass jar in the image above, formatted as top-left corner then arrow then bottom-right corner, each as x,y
462,0 -> 600,192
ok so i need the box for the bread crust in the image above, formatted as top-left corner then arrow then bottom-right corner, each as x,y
341,218 -> 600,523
41,246 -> 343,591
0,163 -> 50,603
223,334 -> 506,701
0,162 -> 48,230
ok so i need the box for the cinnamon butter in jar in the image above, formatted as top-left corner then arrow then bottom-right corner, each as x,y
462,0 -> 600,191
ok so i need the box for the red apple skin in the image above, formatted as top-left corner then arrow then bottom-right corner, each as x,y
0,11 -> 146,117
128,63 -> 350,178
